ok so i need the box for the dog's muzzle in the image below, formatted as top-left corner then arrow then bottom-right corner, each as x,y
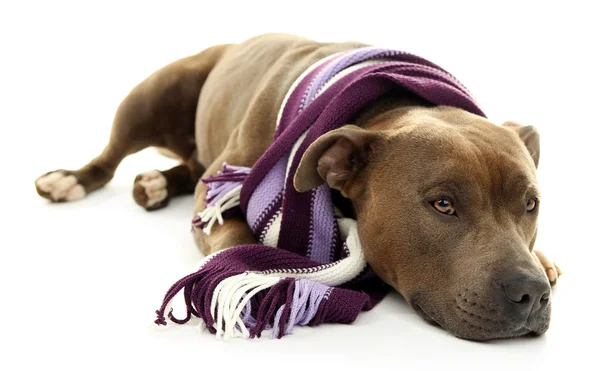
415,270 -> 552,340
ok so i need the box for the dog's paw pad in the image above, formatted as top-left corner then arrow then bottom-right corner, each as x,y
35,170 -> 86,202
133,170 -> 169,210
534,250 -> 562,286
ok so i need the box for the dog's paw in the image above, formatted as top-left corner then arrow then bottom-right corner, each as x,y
35,170 -> 87,202
533,250 -> 562,286
133,170 -> 169,211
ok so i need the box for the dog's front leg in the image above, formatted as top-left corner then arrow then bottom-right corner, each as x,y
533,250 -> 562,286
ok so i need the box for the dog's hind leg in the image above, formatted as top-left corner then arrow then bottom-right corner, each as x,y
34,44 -> 231,205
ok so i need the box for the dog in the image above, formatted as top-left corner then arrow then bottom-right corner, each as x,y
34,33 -> 561,340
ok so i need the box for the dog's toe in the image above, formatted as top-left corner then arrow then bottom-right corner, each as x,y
133,170 -> 169,211
35,170 -> 87,202
533,250 -> 562,286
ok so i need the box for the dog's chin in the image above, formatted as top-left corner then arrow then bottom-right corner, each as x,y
412,297 -> 551,341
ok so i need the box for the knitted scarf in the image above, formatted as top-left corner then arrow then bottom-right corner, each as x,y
154,46 -> 486,339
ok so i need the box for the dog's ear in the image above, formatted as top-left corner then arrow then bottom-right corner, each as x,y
294,125 -> 383,196
502,121 -> 541,168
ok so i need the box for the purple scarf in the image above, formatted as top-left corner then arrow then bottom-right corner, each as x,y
154,47 -> 486,339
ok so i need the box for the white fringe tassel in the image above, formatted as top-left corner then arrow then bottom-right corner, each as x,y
197,185 -> 243,235
193,217 -> 366,339
210,272 -> 281,340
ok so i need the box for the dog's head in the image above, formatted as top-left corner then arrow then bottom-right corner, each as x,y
294,104 -> 549,340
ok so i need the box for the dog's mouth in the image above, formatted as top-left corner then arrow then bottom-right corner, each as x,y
412,294 -> 550,341
412,297 -> 442,327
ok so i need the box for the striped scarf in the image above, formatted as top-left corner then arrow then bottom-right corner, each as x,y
154,47 -> 486,339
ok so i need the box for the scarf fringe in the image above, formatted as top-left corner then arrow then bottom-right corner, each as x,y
192,162 -> 251,235
162,214 -> 370,339
154,262 -> 338,339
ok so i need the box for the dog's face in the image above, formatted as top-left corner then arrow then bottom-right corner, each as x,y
295,105 -> 550,340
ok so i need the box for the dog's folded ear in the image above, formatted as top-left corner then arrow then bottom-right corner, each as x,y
294,125 -> 383,196
502,121 -> 541,168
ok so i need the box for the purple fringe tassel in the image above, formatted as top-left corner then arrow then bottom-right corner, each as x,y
191,162 -> 251,231
153,246 -> 371,339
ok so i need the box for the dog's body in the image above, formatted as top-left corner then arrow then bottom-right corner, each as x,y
35,33 -> 561,340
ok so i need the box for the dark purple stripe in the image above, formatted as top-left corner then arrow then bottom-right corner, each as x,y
308,48 -> 474,103
250,279 -> 290,338
274,280 -> 297,339
308,287 -> 369,327
328,216 -> 342,262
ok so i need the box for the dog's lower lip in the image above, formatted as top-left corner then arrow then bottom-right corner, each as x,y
415,303 -> 440,326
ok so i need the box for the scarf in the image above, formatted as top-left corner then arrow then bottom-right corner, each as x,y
153,46 -> 486,339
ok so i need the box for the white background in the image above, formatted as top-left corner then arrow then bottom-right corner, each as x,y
1,1 -> 598,370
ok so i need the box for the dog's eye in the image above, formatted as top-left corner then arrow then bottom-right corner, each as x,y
526,197 -> 537,212
431,198 -> 456,215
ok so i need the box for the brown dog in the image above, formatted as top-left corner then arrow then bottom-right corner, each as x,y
34,33 -> 561,340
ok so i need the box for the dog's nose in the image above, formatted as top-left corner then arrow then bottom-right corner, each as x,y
495,272 -> 551,316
